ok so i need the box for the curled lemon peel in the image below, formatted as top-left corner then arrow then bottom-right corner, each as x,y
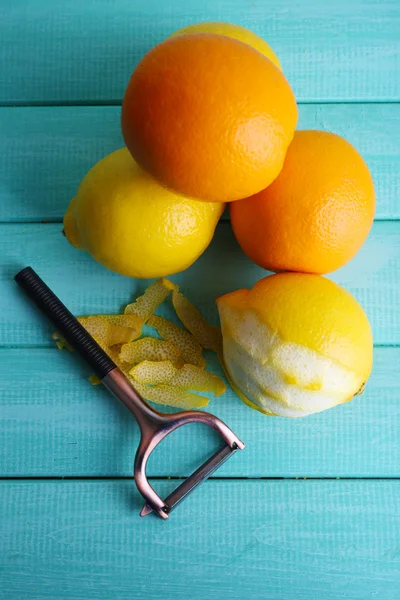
132,382 -> 209,409
172,289 -> 222,353
120,337 -> 182,365
129,360 -> 178,385
148,314 -> 206,368
78,316 -> 136,346
53,278 -> 225,409
170,363 -> 226,396
124,278 -> 176,321
86,313 -> 142,338
52,331 -> 73,352
129,360 -> 226,396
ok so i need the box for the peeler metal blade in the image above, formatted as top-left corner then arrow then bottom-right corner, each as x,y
140,442 -> 240,517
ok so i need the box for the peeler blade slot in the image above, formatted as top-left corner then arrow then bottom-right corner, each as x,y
141,442 -> 238,517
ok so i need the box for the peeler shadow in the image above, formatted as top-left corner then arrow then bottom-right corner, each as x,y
112,476 -> 179,517
113,479 -> 144,514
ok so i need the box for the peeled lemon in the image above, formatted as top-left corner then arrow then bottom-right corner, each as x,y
64,148 -> 224,278
217,273 -> 373,418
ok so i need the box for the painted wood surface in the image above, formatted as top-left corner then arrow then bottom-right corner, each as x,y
1,222 -> 399,346
1,0 -> 399,104
1,103 -> 398,222
1,347 -> 398,477
1,480 -> 400,600
1,0 -> 399,596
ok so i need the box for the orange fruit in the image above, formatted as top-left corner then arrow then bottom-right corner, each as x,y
230,130 -> 375,274
170,21 -> 282,70
121,33 -> 297,203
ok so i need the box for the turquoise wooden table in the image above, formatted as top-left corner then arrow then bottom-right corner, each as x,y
1,1 -> 399,598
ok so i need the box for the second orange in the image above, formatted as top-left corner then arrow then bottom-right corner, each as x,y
230,130 -> 375,274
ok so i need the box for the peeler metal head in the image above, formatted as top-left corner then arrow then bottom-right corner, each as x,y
139,442 -> 241,518
103,369 -> 245,520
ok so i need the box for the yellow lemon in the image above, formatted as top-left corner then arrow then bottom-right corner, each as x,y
216,273 -> 373,418
170,21 -> 282,70
64,148 -> 224,278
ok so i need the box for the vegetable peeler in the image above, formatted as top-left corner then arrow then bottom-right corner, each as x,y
14,267 -> 245,519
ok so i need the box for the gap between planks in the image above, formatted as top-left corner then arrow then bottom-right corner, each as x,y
2,100 -> 400,108
0,343 -> 397,349
0,218 -> 399,226
1,476 -> 400,481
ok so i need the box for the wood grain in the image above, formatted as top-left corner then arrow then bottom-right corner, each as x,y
0,104 -> 398,222
1,0 -> 399,595
2,221 -> 399,346
1,480 -> 399,600
0,347 -> 398,478
1,0 -> 399,104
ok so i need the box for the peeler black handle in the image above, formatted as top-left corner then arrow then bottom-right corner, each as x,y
14,266 -> 116,379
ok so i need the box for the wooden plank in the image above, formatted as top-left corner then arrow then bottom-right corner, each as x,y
1,480 -> 399,600
0,107 -> 123,223
0,103 -> 398,222
0,347 -> 398,477
1,0 -> 399,104
1,221 -> 399,346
